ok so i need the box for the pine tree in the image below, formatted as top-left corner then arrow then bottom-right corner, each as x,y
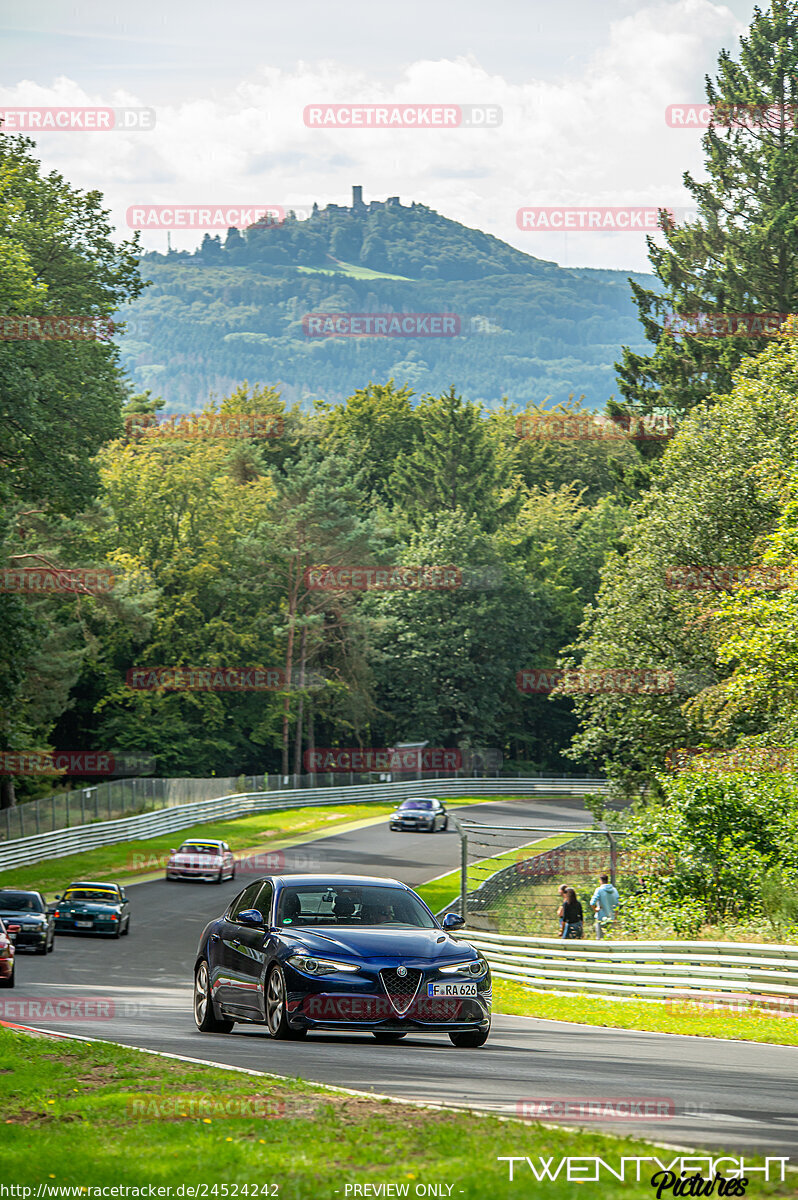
618,0 -> 798,415
389,386 -> 511,531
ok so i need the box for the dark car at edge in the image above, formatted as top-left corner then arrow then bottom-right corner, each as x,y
0,889 -> 55,955
194,874 -> 491,1047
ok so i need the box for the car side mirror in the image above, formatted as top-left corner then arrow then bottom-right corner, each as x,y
54,894 -> 61,900
442,913 -> 465,930
238,908 -> 264,927
169,849 -> 176,855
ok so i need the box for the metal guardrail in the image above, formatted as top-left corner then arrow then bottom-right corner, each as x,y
466,931 -> 798,1001
0,777 -> 609,871
1,770 -> 609,841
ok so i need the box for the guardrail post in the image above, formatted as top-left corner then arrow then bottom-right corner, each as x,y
456,818 -> 468,921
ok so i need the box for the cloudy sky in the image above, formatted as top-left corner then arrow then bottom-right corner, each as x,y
0,0 -> 759,270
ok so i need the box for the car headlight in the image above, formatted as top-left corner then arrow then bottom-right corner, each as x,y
439,957 -> 488,977
287,954 -> 360,975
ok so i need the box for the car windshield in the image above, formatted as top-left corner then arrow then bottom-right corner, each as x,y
63,888 -> 118,903
178,843 -> 219,854
0,891 -> 43,912
276,884 -> 436,929
401,800 -> 433,810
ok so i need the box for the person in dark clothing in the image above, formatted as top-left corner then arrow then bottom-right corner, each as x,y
557,887 -> 584,939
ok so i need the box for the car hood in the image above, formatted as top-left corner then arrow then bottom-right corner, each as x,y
281,926 -> 472,964
0,907 -> 46,921
59,901 -> 120,913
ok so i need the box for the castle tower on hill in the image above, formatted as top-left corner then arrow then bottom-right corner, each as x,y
352,185 -> 363,207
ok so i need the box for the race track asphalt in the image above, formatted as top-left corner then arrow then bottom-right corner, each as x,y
5,796 -> 798,1158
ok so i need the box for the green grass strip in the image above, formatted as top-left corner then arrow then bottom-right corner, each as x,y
4,1027 -> 789,1197
492,979 -> 798,1046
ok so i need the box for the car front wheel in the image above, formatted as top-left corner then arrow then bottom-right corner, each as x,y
449,1027 -> 490,1048
194,960 -> 234,1033
0,965 -> 14,988
265,966 -> 306,1039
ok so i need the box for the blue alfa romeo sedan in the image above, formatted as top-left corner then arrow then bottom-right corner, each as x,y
193,874 -> 491,1046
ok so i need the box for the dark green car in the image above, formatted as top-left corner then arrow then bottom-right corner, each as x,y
51,881 -> 131,938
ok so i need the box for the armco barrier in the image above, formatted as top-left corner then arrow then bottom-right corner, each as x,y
0,777 -> 608,871
465,931 -> 798,1001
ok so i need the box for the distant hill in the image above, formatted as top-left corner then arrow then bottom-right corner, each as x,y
116,189 -> 655,409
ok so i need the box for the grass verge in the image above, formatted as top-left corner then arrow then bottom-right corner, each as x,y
1,1026 -> 788,1198
492,978 -> 798,1046
415,834 -> 572,915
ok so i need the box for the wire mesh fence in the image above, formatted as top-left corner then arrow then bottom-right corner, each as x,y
453,822 -> 627,937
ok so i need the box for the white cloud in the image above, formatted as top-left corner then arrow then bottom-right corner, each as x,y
0,0 -> 744,271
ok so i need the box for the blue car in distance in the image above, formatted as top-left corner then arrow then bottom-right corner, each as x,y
194,874 -> 491,1047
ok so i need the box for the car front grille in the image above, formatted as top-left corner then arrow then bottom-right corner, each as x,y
380,968 -> 422,1015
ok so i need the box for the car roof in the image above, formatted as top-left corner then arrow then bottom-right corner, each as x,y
179,839 -> 224,845
271,873 -> 406,888
0,887 -> 43,896
65,881 -> 120,889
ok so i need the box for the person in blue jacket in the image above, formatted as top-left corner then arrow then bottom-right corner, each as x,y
590,873 -> 620,939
